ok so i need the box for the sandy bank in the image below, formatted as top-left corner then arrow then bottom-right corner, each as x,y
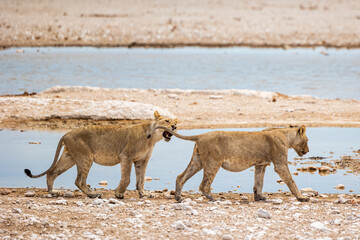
1,0 -> 360,48
0,86 -> 359,131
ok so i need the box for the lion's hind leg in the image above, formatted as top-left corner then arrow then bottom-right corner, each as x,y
74,159 -> 100,198
253,165 -> 267,201
46,149 -> 75,196
175,146 -> 202,202
199,160 -> 221,202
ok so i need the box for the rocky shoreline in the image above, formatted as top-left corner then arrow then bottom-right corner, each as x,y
1,188 -> 360,239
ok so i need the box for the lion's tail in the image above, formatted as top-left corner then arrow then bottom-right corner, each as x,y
153,126 -> 199,141
24,135 -> 66,178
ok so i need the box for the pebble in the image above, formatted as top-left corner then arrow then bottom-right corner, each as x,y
12,208 -> 22,214
336,196 -> 348,204
145,176 -> 153,181
265,198 -> 283,205
222,235 -> 234,240
49,199 -> 67,205
334,184 -> 345,190
63,191 -> 74,198
0,189 -> 10,195
172,220 -> 187,230
108,198 -> 124,205
257,208 -> 272,219
209,95 -> 223,99
167,94 -> 179,100
99,180 -> 108,186
25,191 -> 35,197
310,222 -> 331,231
92,199 -> 105,205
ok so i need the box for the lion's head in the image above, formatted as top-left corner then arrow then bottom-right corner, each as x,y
152,111 -> 178,142
292,125 -> 309,157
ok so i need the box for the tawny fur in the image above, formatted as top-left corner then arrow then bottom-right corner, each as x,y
154,125 -> 310,202
25,111 -> 178,199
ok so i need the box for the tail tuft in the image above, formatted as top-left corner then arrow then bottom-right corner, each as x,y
24,169 -> 32,177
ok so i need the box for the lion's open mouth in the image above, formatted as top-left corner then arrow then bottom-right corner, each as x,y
163,131 -> 173,141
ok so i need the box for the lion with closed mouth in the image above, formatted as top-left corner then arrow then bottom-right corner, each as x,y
154,125 -> 310,202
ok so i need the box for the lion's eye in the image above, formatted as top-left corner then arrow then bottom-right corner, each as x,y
165,120 -> 169,123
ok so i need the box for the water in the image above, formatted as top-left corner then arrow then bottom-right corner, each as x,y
0,128 -> 359,194
1,47 -> 359,99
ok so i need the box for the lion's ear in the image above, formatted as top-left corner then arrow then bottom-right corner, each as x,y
174,118 -> 178,124
298,125 -> 306,135
154,111 -> 161,120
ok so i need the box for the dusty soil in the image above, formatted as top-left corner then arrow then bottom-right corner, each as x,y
1,188 -> 360,240
1,0 -> 360,48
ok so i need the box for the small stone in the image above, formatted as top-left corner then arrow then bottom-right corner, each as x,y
257,208 -> 272,219
301,187 -> 318,196
12,208 -> 22,214
172,220 -> 186,230
25,191 -> 35,197
63,191 -> 74,198
29,141 -> 41,144
332,219 -> 342,225
167,94 -> 179,100
222,235 -> 234,240
16,49 -> 25,53
209,95 -> 223,99
336,196 -> 348,204
0,189 -> 10,195
266,198 -> 283,205
276,179 -> 284,185
145,176 -> 152,181
49,199 -> 67,205
334,184 -> 345,190
318,166 -> 331,172
92,199 -> 104,205
310,222 -> 331,231
99,180 -> 108,186
319,194 -> 329,198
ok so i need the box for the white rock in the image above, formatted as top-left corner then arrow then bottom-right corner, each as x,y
99,180 -> 108,186
92,199 -> 104,205
49,199 -> 67,205
334,184 -> 345,190
336,196 -> 349,204
222,235 -> 234,240
209,95 -> 223,99
332,219 -> 342,225
310,222 -> 331,231
108,198 -> 122,205
75,201 -> 84,207
265,198 -> 283,205
12,208 -> 22,214
172,220 -> 187,230
202,228 -> 217,235
25,191 -> 35,197
257,208 -> 272,219
63,192 -> 74,198
167,94 -> 179,100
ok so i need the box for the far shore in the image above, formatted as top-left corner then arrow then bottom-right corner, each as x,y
1,0 -> 360,49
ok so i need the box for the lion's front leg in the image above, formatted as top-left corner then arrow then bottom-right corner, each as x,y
134,159 -> 149,198
253,165 -> 267,201
273,161 -> 309,202
115,160 -> 132,199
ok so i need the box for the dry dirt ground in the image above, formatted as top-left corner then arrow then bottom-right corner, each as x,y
1,0 -> 360,48
1,188 -> 360,240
